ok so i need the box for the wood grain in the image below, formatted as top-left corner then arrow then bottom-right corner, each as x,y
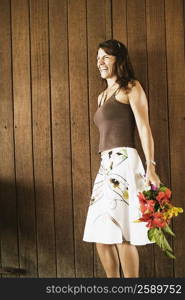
112,0 -> 127,44
11,0 -> 38,277
0,0 -> 19,278
68,0 -> 92,277
49,0 -> 75,278
30,0 -> 56,277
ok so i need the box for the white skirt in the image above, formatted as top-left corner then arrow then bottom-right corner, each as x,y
83,146 -> 155,245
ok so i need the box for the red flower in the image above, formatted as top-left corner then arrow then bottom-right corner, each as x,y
138,192 -> 147,204
140,200 -> 155,214
139,213 -> 152,222
138,212 -> 167,229
146,212 -> 167,229
156,192 -> 165,201
137,187 -> 174,229
156,192 -> 170,206
165,188 -> 172,199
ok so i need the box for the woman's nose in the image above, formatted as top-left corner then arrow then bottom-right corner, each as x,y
98,58 -> 105,67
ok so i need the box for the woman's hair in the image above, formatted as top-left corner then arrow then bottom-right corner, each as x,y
97,39 -> 137,93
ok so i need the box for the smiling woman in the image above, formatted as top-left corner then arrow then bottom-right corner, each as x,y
97,50 -> 116,80
97,40 -> 137,96
83,39 -> 161,278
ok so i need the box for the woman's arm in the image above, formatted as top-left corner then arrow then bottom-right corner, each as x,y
128,80 -> 161,188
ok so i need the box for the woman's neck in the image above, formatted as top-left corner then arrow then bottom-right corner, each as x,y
106,76 -> 117,88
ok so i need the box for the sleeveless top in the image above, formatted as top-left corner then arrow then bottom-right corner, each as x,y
94,88 -> 136,153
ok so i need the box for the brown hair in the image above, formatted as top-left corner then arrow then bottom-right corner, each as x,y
97,39 -> 137,93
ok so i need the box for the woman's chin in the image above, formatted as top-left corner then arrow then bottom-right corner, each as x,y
100,73 -> 108,79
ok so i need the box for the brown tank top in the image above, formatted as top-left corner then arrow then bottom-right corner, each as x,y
94,89 -> 136,153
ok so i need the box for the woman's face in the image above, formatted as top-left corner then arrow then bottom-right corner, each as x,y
97,48 -> 116,79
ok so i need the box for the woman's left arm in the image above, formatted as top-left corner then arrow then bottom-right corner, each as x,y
128,80 -> 161,188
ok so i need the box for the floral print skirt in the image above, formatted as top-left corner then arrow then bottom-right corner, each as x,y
83,146 -> 155,245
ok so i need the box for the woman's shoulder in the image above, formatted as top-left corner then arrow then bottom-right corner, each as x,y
128,79 -> 143,93
115,80 -> 143,104
128,80 -> 148,106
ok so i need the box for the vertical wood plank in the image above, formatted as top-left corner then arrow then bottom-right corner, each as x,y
112,0 -> 127,44
30,0 -> 56,277
165,0 -> 185,277
127,0 -> 155,277
146,0 -> 173,277
49,0 -> 75,277
11,0 -> 37,277
105,0 -> 112,39
68,0 -> 92,277
0,0 -> 19,277
127,0 -> 148,85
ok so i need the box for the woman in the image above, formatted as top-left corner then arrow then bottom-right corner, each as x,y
83,39 -> 161,278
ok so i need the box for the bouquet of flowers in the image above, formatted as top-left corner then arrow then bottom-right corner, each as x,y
135,183 -> 183,259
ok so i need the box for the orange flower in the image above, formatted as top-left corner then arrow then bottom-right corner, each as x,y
146,212 -> 167,229
138,192 -> 147,204
156,191 -> 165,201
156,192 -> 170,206
165,188 -> 172,199
140,200 -> 155,214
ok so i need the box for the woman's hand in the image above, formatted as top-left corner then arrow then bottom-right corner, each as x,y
145,165 -> 161,188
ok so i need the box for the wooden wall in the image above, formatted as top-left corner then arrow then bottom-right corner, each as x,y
0,0 -> 184,278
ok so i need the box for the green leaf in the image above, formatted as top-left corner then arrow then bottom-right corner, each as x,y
148,228 -> 176,259
155,203 -> 160,211
144,190 -> 151,198
159,186 -> 167,192
162,225 -> 175,237
149,228 -> 173,252
148,228 -> 157,242
165,250 -> 176,259
158,231 -> 173,252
